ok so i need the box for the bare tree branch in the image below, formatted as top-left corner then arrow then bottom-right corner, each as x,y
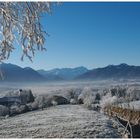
0,2 -> 53,62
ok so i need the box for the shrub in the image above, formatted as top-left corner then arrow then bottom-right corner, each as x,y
95,93 -> 101,102
83,95 -> 96,110
10,105 -> 20,116
27,102 -> 39,111
10,104 -> 29,116
33,95 -> 69,109
62,88 -> 82,102
78,87 -> 97,105
0,105 -> 9,116
127,88 -> 140,101
5,89 -> 35,105
117,87 -> 127,98
19,105 -> 29,113
70,98 -> 77,104
50,95 -> 69,105
51,100 -> 58,106
110,88 -> 117,96
34,95 -> 52,109
100,94 -> 118,108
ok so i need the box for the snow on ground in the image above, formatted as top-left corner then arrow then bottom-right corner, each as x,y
1,80 -> 139,138
0,105 -> 122,138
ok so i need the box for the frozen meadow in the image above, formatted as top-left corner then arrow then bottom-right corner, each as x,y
0,80 -> 140,138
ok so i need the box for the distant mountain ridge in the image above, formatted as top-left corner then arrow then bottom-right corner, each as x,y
76,63 -> 140,80
0,63 -> 45,82
1,63 -> 140,82
38,66 -> 88,80
0,63 -> 89,82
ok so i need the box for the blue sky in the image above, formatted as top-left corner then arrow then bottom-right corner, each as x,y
6,2 -> 140,70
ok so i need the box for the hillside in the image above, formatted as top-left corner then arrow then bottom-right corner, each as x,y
2,63 -> 140,82
77,63 -> 140,80
0,63 -> 45,82
38,66 -> 88,80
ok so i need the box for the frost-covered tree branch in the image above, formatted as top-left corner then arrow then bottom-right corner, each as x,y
0,2 -> 53,62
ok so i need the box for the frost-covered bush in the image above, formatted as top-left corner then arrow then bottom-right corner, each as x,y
99,86 -> 129,107
91,104 -> 101,111
50,95 -> 69,105
27,102 -> 39,111
117,87 -> 127,98
5,89 -> 34,105
76,87 -> 102,110
70,98 -> 77,104
19,105 -> 29,113
126,87 -> 140,101
110,87 -> 127,98
100,94 -> 118,108
10,105 -> 20,116
66,89 -> 75,99
10,105 -> 29,116
34,95 -> 52,109
83,95 -> 96,110
95,93 -> 101,103
110,88 -> 118,96
102,89 -> 110,96
107,86 -> 140,103
20,89 -> 34,103
99,85 -> 140,109
51,100 -> 58,106
33,94 -> 69,109
78,87 -> 98,105
62,88 -> 82,102
0,105 -> 9,116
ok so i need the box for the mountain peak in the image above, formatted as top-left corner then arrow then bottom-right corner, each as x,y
38,66 -> 89,80
119,63 -> 128,67
0,63 -> 45,82
107,63 -> 128,68
77,63 -> 140,80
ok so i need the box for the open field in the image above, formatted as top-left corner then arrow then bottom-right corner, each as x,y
0,105 -> 122,138
0,80 -> 140,138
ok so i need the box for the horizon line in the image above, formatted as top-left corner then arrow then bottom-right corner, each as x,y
1,62 -> 140,71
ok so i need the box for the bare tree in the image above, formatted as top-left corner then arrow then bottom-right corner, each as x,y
0,2 -> 53,62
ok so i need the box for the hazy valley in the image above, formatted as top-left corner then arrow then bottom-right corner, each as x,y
0,79 -> 140,138
0,63 -> 140,138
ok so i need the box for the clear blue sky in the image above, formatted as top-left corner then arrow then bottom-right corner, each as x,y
6,2 -> 140,70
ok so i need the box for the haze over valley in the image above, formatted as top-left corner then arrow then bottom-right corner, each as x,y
1,63 -> 140,83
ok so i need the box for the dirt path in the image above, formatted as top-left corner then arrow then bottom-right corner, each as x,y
0,105 -> 122,138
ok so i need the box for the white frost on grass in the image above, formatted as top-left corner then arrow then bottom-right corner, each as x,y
0,105 -> 122,138
1,81 -> 140,138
